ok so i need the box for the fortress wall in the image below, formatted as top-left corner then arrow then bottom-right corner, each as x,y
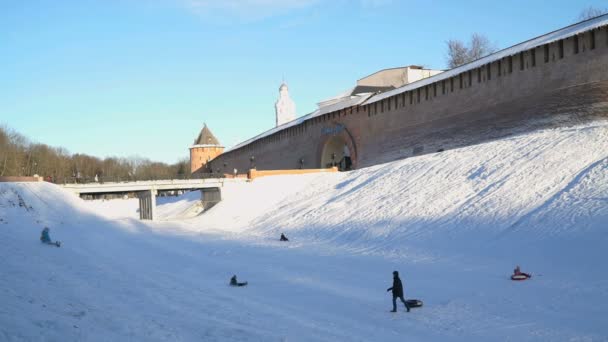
357,27 -> 608,166
210,26 -> 608,172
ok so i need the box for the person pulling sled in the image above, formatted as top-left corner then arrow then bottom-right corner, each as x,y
387,271 -> 410,312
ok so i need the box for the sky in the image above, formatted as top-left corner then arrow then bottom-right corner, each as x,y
1,0 -> 606,164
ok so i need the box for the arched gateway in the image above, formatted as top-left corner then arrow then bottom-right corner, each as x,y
318,125 -> 357,171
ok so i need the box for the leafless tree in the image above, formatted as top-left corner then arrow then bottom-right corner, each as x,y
578,6 -> 607,21
446,33 -> 498,68
446,40 -> 469,69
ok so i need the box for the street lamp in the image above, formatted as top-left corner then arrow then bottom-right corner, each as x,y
250,156 -> 255,169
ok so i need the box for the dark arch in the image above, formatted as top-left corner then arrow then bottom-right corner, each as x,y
317,124 -> 358,170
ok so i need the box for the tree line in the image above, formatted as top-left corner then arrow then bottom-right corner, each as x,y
0,125 -> 191,183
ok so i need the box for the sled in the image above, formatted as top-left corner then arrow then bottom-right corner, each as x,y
510,274 -> 530,281
42,241 -> 61,248
405,299 -> 423,308
230,281 -> 248,287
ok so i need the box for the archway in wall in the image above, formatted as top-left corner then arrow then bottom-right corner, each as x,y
318,128 -> 357,171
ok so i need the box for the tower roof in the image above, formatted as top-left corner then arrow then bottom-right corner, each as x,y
193,124 -> 221,146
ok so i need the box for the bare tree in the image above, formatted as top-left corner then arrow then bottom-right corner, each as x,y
446,33 -> 498,68
579,6 -> 607,21
446,40 -> 469,69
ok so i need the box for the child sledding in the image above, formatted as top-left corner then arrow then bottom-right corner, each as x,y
511,265 -> 531,280
229,275 -> 248,287
40,227 -> 61,247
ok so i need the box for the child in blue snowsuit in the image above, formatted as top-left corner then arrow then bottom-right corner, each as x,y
40,227 -> 60,247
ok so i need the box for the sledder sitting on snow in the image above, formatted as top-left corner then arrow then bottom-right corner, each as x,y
40,227 -> 60,247
280,233 -> 289,242
387,271 -> 410,312
513,265 -> 531,278
230,275 -> 248,287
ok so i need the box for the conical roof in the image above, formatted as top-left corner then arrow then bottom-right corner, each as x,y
193,124 -> 221,146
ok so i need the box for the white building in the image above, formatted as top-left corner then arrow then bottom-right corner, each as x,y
275,83 -> 297,127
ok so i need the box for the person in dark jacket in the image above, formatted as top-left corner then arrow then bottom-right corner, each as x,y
280,233 -> 289,241
230,275 -> 248,287
387,271 -> 410,312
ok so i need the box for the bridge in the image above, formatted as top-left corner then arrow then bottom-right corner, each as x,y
60,178 -> 248,220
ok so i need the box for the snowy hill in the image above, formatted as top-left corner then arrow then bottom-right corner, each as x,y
1,121 -> 607,341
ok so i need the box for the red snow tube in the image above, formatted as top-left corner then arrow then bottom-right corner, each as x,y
511,274 -> 531,281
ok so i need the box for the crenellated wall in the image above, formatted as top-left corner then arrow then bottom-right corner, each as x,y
209,23 -> 608,174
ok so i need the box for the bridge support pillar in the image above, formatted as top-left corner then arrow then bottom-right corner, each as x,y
138,190 -> 157,220
200,187 -> 221,210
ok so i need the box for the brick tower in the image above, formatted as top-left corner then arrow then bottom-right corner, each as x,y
190,124 -> 224,174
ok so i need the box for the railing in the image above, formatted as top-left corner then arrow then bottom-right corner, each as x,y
56,173 -> 225,185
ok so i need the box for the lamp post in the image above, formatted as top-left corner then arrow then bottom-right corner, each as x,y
250,156 -> 255,169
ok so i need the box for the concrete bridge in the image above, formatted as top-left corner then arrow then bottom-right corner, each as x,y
60,178 -> 247,220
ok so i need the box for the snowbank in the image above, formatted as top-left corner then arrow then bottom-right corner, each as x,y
1,120 -> 607,341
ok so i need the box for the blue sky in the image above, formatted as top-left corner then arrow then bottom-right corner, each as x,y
1,0 -> 605,163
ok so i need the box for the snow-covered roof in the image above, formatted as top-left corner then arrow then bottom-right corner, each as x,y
227,93 -> 374,152
367,14 -> 608,104
318,86 -> 356,106
318,85 -> 392,108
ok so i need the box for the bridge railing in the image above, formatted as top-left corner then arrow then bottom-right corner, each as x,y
56,173 -> 225,185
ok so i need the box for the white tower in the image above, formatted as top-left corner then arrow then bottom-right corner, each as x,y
275,83 -> 296,127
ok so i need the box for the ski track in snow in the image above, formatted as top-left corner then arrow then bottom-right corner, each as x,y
1,120 -> 608,341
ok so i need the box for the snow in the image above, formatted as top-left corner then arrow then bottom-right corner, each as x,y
1,120 -> 608,341
80,191 -> 204,221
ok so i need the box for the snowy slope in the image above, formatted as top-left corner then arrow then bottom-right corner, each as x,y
1,120 -> 607,341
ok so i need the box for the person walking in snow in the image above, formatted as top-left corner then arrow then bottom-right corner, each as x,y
387,271 -> 410,312
40,227 -> 60,247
